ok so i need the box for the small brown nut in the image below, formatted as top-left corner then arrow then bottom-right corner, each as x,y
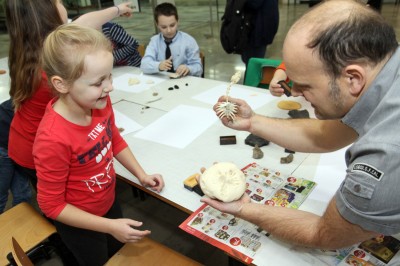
0,69 -> 6,75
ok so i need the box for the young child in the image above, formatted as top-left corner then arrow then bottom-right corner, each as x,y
102,21 -> 142,67
5,0 -> 133,188
140,2 -> 203,77
34,23 -> 165,265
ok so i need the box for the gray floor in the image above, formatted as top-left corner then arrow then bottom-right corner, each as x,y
2,1 -> 400,265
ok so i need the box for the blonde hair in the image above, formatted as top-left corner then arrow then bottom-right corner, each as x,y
42,23 -> 113,87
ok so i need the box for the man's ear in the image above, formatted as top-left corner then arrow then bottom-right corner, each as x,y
344,64 -> 366,97
50,76 -> 68,94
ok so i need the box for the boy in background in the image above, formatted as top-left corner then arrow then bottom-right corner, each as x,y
140,2 -> 202,77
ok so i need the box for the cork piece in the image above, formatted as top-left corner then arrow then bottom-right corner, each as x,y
253,145 -> 264,159
280,153 -> 294,164
0,69 -> 6,75
277,100 -> 302,110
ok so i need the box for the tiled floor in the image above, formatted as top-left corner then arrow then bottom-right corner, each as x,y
2,1 -> 400,265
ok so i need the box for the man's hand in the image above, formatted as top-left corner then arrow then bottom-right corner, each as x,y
213,96 -> 255,131
200,193 -> 251,216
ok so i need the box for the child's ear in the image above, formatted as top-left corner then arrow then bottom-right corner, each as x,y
51,76 -> 68,94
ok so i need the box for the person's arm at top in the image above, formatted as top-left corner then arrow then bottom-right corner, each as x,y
214,96 -> 357,153
201,195 -> 378,249
74,2 -> 133,30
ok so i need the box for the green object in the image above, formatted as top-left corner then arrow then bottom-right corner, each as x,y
244,57 -> 282,89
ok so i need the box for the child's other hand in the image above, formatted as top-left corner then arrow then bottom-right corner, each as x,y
269,78 -> 285,97
176,65 -> 190,77
141,174 -> 164,193
269,68 -> 288,97
159,57 -> 173,71
109,218 -> 151,243
118,2 -> 133,17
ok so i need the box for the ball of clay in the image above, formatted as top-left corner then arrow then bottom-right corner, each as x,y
200,162 -> 246,202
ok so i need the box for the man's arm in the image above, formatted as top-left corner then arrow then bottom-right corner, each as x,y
216,97 -> 357,153
249,116 -> 357,153
202,196 -> 378,249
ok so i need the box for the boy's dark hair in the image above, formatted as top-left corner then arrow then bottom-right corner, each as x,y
154,2 -> 178,23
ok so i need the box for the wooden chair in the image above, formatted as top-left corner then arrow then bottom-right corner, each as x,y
138,44 -> 145,57
11,237 -> 34,266
0,202 -> 57,266
106,237 -> 202,266
244,57 -> 282,89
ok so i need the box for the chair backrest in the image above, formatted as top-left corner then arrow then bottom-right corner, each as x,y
11,237 -> 34,266
0,202 -> 56,266
200,50 -> 205,78
244,57 -> 282,89
138,44 -> 145,57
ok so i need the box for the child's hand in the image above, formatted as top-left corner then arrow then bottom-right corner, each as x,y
269,68 -> 288,97
140,174 -> 164,193
109,218 -> 151,243
159,57 -> 173,71
176,65 -> 190,77
117,2 -> 133,17
269,78 -> 285,97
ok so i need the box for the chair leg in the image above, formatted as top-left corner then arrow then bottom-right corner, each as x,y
131,187 -> 147,201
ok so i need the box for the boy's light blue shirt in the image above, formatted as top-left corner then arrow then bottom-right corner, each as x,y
140,31 -> 203,77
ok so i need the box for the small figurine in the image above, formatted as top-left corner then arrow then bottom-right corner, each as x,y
216,71 -> 241,120
252,145 -> 264,159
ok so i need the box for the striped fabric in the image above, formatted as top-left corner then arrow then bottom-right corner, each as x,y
102,22 -> 142,67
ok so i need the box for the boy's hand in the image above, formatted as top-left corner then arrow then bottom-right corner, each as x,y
159,57 -> 173,71
176,65 -> 190,77
269,77 -> 285,97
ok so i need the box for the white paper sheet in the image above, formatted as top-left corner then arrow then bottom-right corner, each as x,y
113,73 -> 166,93
308,147 -> 348,202
113,109 -> 143,136
192,84 -> 275,110
134,105 -> 217,149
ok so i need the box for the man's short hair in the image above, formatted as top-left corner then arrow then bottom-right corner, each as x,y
294,0 -> 398,78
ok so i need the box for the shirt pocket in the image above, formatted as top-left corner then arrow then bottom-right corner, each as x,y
342,176 -> 376,211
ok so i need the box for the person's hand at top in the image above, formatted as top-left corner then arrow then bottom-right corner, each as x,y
117,2 -> 134,17
213,96 -> 255,131
176,64 -> 190,77
108,218 -> 151,243
139,174 -> 165,193
159,57 -> 173,71
269,68 -> 288,97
